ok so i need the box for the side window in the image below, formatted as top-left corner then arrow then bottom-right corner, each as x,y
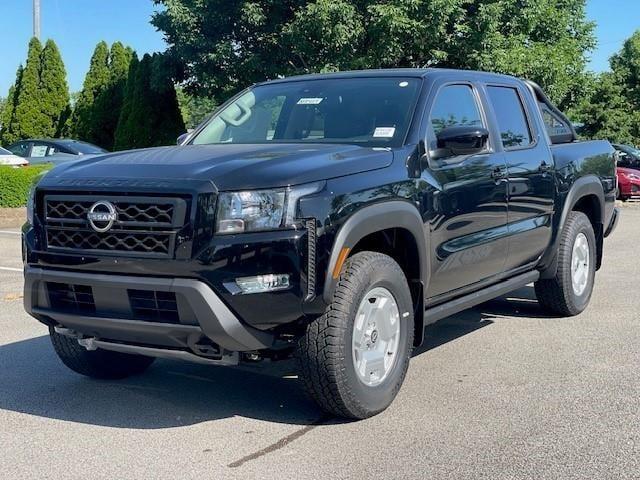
30,144 -> 48,157
46,146 -> 59,156
540,104 -> 573,142
429,84 -> 484,138
9,142 -> 30,157
486,86 -> 533,148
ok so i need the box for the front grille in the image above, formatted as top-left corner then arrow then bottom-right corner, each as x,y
43,195 -> 187,257
47,282 -> 96,314
47,229 -> 170,254
128,289 -> 180,323
46,200 -> 174,225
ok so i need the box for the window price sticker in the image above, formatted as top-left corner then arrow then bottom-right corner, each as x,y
297,97 -> 324,105
373,127 -> 396,138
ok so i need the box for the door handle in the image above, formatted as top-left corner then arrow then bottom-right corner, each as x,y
491,166 -> 508,181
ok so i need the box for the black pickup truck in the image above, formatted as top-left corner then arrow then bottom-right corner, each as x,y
23,69 -> 619,419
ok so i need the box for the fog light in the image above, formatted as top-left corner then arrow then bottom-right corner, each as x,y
235,274 -> 290,294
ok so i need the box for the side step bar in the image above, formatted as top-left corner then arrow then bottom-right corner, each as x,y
424,271 -> 540,324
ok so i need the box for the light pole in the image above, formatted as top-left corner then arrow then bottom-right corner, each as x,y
33,0 -> 41,40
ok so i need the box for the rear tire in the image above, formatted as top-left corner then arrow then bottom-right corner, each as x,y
296,251 -> 414,419
49,328 -> 155,379
535,211 -> 596,316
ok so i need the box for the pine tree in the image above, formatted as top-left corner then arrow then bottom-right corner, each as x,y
127,54 -> 154,148
71,41 -> 110,142
114,54 -> 185,150
148,54 -> 185,147
114,54 -> 139,150
40,39 -> 71,138
13,38 -> 49,140
92,42 -> 133,149
0,65 -> 23,145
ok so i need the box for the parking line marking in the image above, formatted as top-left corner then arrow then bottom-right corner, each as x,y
0,267 -> 22,272
0,230 -> 21,235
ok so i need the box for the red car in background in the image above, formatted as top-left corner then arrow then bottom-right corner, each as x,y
617,167 -> 640,201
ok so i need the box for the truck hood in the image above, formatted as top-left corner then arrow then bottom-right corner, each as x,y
44,143 -> 393,191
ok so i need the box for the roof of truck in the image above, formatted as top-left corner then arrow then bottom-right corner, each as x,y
257,68 -> 522,86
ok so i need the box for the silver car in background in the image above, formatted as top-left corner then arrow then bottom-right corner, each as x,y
6,138 -> 107,165
0,146 -> 29,167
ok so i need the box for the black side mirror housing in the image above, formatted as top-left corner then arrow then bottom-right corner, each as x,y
435,126 -> 490,158
177,132 -> 189,145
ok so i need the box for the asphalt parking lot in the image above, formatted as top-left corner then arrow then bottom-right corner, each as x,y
1,204 -> 639,480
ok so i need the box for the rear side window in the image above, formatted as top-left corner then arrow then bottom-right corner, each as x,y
539,104 -> 574,143
487,86 -> 532,149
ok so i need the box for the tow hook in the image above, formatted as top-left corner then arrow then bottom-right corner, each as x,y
54,326 -> 97,351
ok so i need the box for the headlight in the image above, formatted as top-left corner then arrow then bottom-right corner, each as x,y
216,182 -> 323,234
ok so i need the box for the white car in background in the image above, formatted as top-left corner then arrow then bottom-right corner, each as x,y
0,146 -> 28,167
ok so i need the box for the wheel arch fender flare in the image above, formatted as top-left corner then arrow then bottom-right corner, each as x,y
322,200 -> 428,304
540,175 -> 605,278
559,175 -> 605,230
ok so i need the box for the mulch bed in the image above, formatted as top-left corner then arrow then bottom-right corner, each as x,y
0,208 -> 26,229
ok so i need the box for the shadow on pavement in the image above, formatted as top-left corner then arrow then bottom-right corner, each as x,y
0,287 -> 545,429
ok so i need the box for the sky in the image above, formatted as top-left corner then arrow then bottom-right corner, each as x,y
0,0 -> 638,97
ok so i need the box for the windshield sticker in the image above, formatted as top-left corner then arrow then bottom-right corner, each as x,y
297,97 -> 324,105
399,81 -> 409,87
373,127 -> 396,138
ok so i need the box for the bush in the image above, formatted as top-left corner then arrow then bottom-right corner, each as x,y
0,165 -> 51,208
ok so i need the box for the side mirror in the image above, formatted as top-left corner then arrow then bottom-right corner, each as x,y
177,132 -> 189,145
434,126 -> 489,158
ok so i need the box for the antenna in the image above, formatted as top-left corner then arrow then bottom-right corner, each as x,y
33,0 -> 41,40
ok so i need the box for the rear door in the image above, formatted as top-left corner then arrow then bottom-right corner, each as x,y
423,82 -> 509,300
484,84 -> 555,271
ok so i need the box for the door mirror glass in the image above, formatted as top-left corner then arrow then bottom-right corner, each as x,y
434,126 -> 489,159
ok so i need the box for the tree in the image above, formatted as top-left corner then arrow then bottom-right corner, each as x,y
92,42 -> 134,149
152,0 -> 595,108
176,87 -> 216,130
569,29 -> 640,145
610,30 -> 640,107
12,38 -> 49,140
40,39 -> 71,137
71,41 -> 110,142
570,72 -> 639,144
114,55 -> 140,150
114,54 -> 185,150
0,65 -> 23,145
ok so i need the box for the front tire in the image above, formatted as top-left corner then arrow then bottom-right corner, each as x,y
296,251 -> 414,419
535,211 -> 596,316
49,328 -> 155,379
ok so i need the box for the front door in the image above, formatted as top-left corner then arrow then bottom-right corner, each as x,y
422,83 -> 509,300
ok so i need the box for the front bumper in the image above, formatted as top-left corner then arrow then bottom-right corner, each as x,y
24,266 -> 275,352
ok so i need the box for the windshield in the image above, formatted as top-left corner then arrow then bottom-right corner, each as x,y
0,147 -> 11,155
191,77 -> 421,148
621,145 -> 640,159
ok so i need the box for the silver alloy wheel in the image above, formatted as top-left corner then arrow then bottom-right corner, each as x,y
352,287 -> 401,387
571,232 -> 590,296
